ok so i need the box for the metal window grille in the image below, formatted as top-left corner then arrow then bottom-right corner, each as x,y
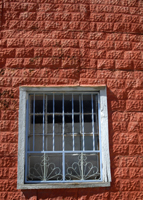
25,92 -> 102,183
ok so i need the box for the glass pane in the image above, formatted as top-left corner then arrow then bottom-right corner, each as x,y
27,153 -> 63,181
74,115 -> 80,133
95,134 -> 99,150
47,94 -> 53,113
83,94 -> 91,113
28,136 -> 43,151
65,136 -> 73,151
34,136 -> 43,151
65,153 -> 100,181
74,135 -> 82,150
55,94 -> 62,113
55,135 -> 62,151
28,135 -> 33,151
55,115 -> 62,134
84,115 -> 92,133
47,115 -> 53,134
31,95 -> 44,113
74,95 -> 79,112
45,135 -> 52,151
64,94 -> 72,113
65,115 -> 72,133
85,136 -> 93,150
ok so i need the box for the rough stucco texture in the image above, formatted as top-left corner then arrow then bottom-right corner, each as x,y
0,0 -> 143,199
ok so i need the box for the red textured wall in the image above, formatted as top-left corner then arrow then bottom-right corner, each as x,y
0,0 -> 143,199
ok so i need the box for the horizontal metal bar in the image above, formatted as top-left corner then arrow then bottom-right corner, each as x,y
27,150 -> 100,153
30,113 -> 98,115
28,133 -> 99,136
25,179 -> 102,183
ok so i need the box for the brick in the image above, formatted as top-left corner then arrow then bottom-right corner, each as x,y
97,41 -> 114,50
120,180 -> 140,191
0,157 -> 17,167
112,112 -> 130,122
25,38 -> 43,47
0,77 -> 12,87
0,180 -> 9,191
129,145 -> 142,155
115,60 -> 134,70
120,156 -> 140,167
113,144 -> 129,155
6,58 -> 24,68
112,122 -> 128,132
9,168 -> 17,179
120,133 -> 138,144
105,14 -> 122,23
114,168 -> 129,179
114,23 -> 131,32
106,50 -> 124,59
90,13 -> 105,22
115,41 -> 131,50
124,51 -> 142,60
129,168 -> 140,179
24,57 -> 43,67
97,70 -> 114,79
97,59 -> 114,70
97,22 -> 113,32
126,100 -> 143,111
109,88 -> 126,99
7,38 -> 24,47
114,6 -> 129,14
128,122 -> 140,133
0,192 -> 7,200
0,132 -> 18,143
129,192 -> 143,200
0,121 -> 10,131
107,79 -> 125,88
1,110 -> 18,120
16,48 -> 34,58
0,98 -> 10,109
3,48 -> 15,58
134,61 -> 143,70
0,168 -> 8,178
0,88 -> 18,98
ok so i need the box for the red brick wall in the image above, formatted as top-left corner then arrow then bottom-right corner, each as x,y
0,0 -> 143,199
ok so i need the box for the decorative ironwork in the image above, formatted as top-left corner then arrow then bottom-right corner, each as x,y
28,154 -> 62,181
65,154 -> 100,180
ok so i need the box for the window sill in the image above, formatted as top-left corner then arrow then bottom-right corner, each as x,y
17,182 -> 110,189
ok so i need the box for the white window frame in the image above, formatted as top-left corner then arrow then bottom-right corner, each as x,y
17,86 -> 111,189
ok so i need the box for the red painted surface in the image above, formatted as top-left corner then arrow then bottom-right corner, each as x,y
0,0 -> 143,199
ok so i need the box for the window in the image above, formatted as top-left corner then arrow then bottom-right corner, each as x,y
17,86 -> 111,189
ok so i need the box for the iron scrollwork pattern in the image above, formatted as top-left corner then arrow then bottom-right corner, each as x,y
28,154 -> 62,181
28,154 -> 100,181
65,154 -> 100,180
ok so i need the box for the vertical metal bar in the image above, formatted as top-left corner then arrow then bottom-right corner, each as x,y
62,94 -> 65,151
81,152 -> 83,180
91,94 -> 95,151
95,94 -> 98,150
25,96 -> 29,182
72,94 -> 74,151
43,153 -> 46,181
98,93 -> 102,181
62,94 -> 65,181
79,95 -> 81,149
53,94 -> 55,151
33,94 -> 35,151
45,95 -> 47,151
43,94 -> 45,151
81,94 -> 84,151
63,152 -> 65,181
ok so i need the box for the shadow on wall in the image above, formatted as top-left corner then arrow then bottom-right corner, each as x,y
22,187 -> 110,199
